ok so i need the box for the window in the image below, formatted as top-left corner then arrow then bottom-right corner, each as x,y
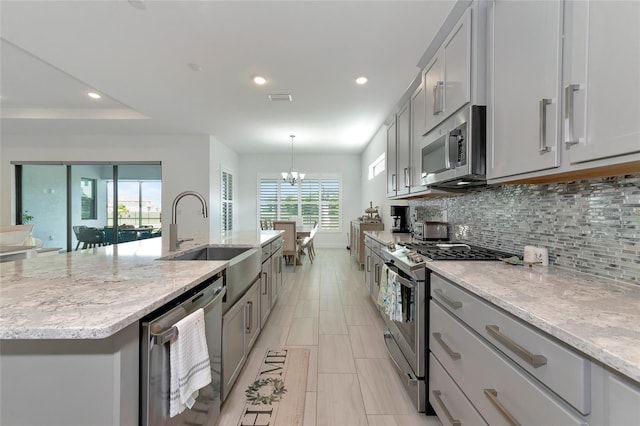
368,152 -> 386,180
222,170 -> 233,234
259,175 -> 341,231
80,178 -> 97,220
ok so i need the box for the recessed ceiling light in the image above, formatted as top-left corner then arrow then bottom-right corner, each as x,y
355,77 -> 368,85
253,76 -> 267,85
87,92 -> 101,99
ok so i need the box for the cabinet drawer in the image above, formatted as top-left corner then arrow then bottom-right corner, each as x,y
261,243 -> 271,262
430,301 -> 587,426
271,237 -> 282,252
431,273 -> 590,414
429,353 -> 487,426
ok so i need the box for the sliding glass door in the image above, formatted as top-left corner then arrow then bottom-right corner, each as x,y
16,162 -> 161,252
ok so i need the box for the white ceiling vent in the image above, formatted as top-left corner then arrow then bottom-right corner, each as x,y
268,94 -> 292,102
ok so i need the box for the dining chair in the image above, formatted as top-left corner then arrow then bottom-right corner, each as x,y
298,222 -> 319,263
272,220 -> 298,271
77,227 -> 104,250
72,225 -> 88,250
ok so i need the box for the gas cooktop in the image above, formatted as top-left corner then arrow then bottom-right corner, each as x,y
400,242 -> 516,261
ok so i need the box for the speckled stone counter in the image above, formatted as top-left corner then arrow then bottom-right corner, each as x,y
427,260 -> 640,383
364,230 -> 412,245
0,231 -> 283,340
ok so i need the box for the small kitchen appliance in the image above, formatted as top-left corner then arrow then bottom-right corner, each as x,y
390,205 -> 410,233
411,221 -> 449,241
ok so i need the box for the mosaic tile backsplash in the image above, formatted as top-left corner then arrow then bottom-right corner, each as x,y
410,174 -> 640,285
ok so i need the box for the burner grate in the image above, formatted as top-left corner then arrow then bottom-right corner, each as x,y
405,242 -> 516,261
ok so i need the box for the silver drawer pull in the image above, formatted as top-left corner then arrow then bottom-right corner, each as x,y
434,289 -> 462,310
484,389 -> 521,426
432,332 -> 461,360
485,325 -> 547,368
432,390 -> 462,426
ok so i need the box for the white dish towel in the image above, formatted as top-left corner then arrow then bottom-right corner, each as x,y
169,308 -> 212,418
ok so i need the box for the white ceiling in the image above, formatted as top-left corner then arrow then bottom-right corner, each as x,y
0,1 -> 455,155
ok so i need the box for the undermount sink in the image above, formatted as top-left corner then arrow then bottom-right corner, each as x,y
163,246 -> 252,261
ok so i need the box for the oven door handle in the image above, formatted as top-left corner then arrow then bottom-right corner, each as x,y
384,261 -> 415,289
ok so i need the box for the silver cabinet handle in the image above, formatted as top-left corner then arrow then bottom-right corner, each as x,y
539,98 -> 552,153
366,255 -> 371,273
432,390 -> 462,426
244,302 -> 251,334
433,81 -> 445,115
432,332 -> 461,360
262,272 -> 268,295
484,389 -> 521,426
486,325 -> 547,368
564,84 -> 580,147
391,174 -> 397,191
433,289 -> 462,310
404,167 -> 410,188
374,264 -> 380,285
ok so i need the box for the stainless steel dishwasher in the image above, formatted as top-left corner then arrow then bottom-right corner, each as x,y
140,273 -> 226,426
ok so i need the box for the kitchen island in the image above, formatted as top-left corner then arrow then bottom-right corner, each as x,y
0,231 -> 283,426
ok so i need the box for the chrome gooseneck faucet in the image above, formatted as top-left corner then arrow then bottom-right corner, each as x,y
169,191 -> 208,251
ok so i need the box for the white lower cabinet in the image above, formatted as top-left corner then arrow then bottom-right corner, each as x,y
430,300 -> 587,425
429,272 -> 640,426
222,278 -> 260,401
429,353 -> 487,426
605,370 -> 640,426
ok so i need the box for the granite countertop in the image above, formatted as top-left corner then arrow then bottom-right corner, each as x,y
363,230 -> 412,245
427,261 -> 640,383
0,231 -> 283,340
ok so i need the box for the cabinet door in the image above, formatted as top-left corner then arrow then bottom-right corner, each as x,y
271,247 -> 282,307
222,296 -> 248,400
410,82 -> 427,193
245,281 -> 260,351
386,119 -> 397,197
444,8 -> 471,117
396,100 -> 411,196
364,244 -> 373,294
606,371 -> 640,426
260,261 -> 271,328
488,0 -> 562,179
424,52 -> 445,133
564,0 -> 640,164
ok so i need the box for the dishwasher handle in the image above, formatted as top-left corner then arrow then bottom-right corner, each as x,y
151,286 -> 226,346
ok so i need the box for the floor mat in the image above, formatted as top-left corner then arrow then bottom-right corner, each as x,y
238,348 -> 309,426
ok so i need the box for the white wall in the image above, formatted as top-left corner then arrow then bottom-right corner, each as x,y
0,134 -> 213,248
237,153 -> 361,248
359,124 -> 408,232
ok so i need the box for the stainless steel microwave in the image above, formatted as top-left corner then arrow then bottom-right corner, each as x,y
420,105 -> 486,188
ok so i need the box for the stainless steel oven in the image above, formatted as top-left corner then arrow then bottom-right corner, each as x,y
381,257 -> 427,412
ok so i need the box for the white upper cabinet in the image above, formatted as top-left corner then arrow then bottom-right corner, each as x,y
386,119 -> 397,197
424,52 -> 445,133
487,0 -> 563,180
424,8 -> 472,134
563,0 -> 640,165
410,82 -> 427,193
396,100 -> 411,196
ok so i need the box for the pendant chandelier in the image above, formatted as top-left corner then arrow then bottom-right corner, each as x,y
281,134 -> 305,185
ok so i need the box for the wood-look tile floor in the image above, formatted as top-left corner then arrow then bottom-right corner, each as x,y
215,248 -> 441,426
